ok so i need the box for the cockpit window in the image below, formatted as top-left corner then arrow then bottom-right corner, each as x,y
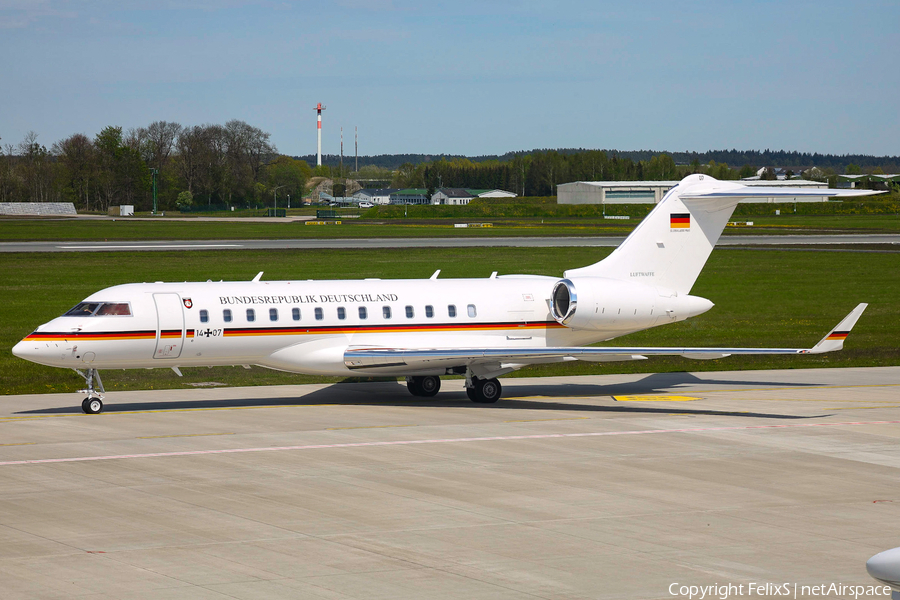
96,303 -> 132,316
64,302 -> 131,317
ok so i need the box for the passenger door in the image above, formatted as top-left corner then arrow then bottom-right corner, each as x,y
153,293 -> 185,359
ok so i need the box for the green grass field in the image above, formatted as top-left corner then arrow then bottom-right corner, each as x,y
2,246 -> 897,396
1,212 -> 899,242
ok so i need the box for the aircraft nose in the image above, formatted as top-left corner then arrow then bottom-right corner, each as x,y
12,339 -> 32,359
12,338 -> 43,363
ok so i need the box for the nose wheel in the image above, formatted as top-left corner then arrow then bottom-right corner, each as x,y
82,397 -> 104,414
75,368 -> 105,414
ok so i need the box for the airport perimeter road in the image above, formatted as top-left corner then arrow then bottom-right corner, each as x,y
1,366 -> 899,599
1,233 -> 898,252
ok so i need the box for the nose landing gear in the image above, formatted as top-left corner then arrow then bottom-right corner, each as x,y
75,368 -> 105,414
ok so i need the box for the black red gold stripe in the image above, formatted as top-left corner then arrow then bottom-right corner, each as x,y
670,213 -> 690,228
222,321 -> 562,337
826,331 -> 849,341
24,329 -> 196,342
23,322 -> 560,342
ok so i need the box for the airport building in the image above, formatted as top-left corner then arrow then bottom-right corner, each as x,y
389,189 -> 430,205
431,188 -> 517,205
353,188 -> 399,205
557,179 -> 831,204
837,174 -> 900,189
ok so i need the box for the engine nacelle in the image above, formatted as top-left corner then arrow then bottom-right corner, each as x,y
549,277 -> 713,331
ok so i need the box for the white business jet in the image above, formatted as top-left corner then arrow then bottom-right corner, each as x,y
13,174 -> 875,414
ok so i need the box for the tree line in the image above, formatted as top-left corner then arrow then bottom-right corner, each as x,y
0,121 -> 312,211
391,151 -> 731,196
305,148 -> 900,173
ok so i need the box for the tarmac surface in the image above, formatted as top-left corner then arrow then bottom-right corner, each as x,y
1,233 -> 899,252
2,366 -> 899,599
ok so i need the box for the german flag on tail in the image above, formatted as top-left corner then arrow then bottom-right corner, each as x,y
670,213 -> 690,229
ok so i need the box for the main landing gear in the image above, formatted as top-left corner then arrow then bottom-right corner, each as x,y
75,368 -> 104,414
406,375 -> 441,397
405,374 -> 503,404
466,377 -> 502,404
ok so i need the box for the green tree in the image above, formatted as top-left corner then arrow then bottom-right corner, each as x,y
645,153 -> 677,180
53,133 -> 96,211
265,156 -> 312,203
176,190 -> 193,209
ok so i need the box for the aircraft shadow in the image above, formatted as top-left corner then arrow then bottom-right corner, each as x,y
19,371 -> 822,420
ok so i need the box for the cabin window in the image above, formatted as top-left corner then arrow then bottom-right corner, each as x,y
448,304 -> 457,318
223,309 -> 232,323
292,308 -> 301,321
269,308 -> 278,322
246,308 -> 256,322
199,310 -> 209,323
467,304 -> 477,318
405,305 -> 414,318
315,307 -> 324,321
425,305 -> 434,318
359,306 -> 367,320
383,306 -> 392,319
337,307 -> 346,320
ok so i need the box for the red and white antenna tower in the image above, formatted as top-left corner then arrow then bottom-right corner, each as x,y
315,103 -> 326,167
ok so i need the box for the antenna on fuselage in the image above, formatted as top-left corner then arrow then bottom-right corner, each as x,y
252,272 -> 264,282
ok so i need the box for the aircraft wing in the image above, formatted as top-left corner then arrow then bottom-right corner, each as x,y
344,303 -> 867,373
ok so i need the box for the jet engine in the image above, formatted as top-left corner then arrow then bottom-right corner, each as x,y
549,277 -> 713,331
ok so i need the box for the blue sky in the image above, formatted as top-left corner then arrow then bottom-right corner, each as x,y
2,0 -> 897,158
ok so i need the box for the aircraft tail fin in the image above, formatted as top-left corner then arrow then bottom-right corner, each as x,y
564,175 -> 882,295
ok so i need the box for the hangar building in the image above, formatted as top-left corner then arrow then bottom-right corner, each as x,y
557,180 -> 831,204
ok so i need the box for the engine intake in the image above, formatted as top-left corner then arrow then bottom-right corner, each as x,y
550,279 -> 577,325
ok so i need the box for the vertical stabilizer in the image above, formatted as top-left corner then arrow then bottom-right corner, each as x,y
565,175 -> 744,294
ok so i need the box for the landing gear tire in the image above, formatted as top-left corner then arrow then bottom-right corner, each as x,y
418,376 -> 440,397
82,397 -> 103,414
407,376 -> 441,397
406,377 -> 423,396
469,377 -> 502,404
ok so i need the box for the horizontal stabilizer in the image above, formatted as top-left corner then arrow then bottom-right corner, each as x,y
680,187 -> 884,200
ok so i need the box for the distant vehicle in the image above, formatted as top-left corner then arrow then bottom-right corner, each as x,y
329,202 -> 339,206
358,201 -> 374,209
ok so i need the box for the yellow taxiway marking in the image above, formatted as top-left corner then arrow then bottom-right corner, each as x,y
326,424 -> 416,431
503,417 -> 590,423
0,442 -> 35,447
137,433 -> 235,439
614,395 -> 700,402
826,406 -> 900,410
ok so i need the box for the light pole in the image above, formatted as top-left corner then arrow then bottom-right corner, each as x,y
272,185 -> 286,216
149,168 -> 158,214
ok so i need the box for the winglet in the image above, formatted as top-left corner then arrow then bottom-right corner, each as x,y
808,303 -> 868,354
